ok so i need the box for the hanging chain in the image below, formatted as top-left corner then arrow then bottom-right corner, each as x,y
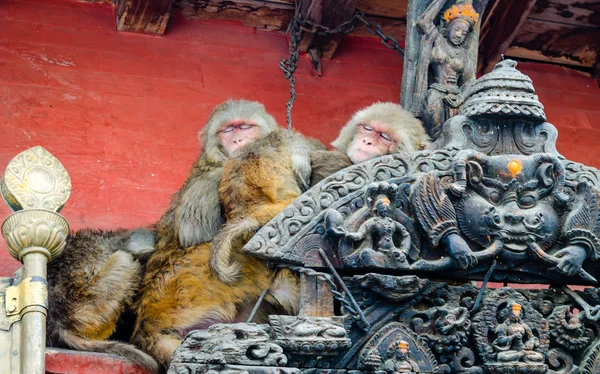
279,4 -> 405,130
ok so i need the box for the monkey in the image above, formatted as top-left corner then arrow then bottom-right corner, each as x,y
310,102 -> 430,185
154,100 -> 280,252
131,101 -> 315,370
46,228 -> 160,373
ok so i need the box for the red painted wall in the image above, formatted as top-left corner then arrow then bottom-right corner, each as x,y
0,0 -> 599,276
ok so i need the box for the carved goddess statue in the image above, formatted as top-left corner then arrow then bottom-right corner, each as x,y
413,0 -> 479,139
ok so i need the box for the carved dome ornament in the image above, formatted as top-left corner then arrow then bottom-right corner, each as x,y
460,60 -> 547,122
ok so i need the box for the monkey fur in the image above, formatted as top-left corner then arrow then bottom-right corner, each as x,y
133,101 -> 303,369
46,228 -> 159,373
310,102 -> 429,186
155,100 -> 279,252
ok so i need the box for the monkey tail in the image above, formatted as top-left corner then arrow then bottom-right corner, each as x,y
57,327 -> 160,374
210,217 -> 261,284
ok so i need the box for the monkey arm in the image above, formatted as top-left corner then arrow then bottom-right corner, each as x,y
157,158 -> 225,250
310,150 -> 353,186
284,130 -> 315,190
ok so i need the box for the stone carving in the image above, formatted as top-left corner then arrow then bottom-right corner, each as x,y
491,303 -> 545,364
401,0 -> 485,140
269,315 -> 350,355
548,305 -> 590,352
472,289 -> 548,374
168,324 -> 287,374
325,182 -> 416,268
382,339 -> 420,373
358,322 -> 439,374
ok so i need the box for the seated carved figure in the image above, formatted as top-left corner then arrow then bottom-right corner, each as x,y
492,303 -> 544,364
345,192 -> 411,265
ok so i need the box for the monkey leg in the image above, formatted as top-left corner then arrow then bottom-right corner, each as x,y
48,251 -> 159,373
66,250 -> 141,340
133,243 -> 273,368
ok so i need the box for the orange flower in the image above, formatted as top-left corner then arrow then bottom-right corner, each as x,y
443,4 -> 480,26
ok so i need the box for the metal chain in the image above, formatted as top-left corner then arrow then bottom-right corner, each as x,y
288,266 -> 370,331
279,5 -> 404,130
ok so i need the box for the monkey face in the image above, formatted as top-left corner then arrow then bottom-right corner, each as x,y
217,120 -> 262,156
346,121 -> 398,163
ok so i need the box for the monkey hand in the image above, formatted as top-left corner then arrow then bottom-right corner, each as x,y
442,233 -> 478,269
292,153 -> 312,191
554,245 -> 587,276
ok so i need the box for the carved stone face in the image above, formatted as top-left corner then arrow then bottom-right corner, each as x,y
447,18 -> 470,46
456,157 -> 562,253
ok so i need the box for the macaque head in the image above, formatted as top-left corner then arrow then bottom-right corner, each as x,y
332,102 -> 429,164
200,100 -> 279,161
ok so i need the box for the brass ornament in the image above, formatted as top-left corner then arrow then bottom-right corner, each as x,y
1,210 -> 69,261
1,146 -> 71,212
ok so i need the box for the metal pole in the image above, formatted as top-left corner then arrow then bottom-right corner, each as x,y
20,252 -> 48,374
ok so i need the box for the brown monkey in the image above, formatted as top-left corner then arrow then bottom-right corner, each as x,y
155,100 -> 279,251
132,102 -> 308,369
311,102 -> 430,185
46,228 -> 159,373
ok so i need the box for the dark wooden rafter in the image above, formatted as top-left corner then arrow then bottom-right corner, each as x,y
477,0 -> 537,75
297,0 -> 359,75
116,0 -> 174,35
178,0 -> 294,31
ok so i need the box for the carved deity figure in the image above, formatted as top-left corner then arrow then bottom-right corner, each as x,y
492,303 -> 544,364
383,340 -> 419,374
345,194 -> 411,264
325,182 -> 414,268
412,150 -> 600,282
413,0 -> 479,139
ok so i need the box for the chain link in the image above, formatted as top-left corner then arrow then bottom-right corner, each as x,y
279,4 -> 404,130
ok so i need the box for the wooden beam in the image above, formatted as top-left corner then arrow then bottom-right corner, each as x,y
477,0 -> 537,75
357,0 -> 407,19
297,0 -> 360,62
115,0 -> 174,35
506,18 -> 600,68
178,0 -> 294,31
